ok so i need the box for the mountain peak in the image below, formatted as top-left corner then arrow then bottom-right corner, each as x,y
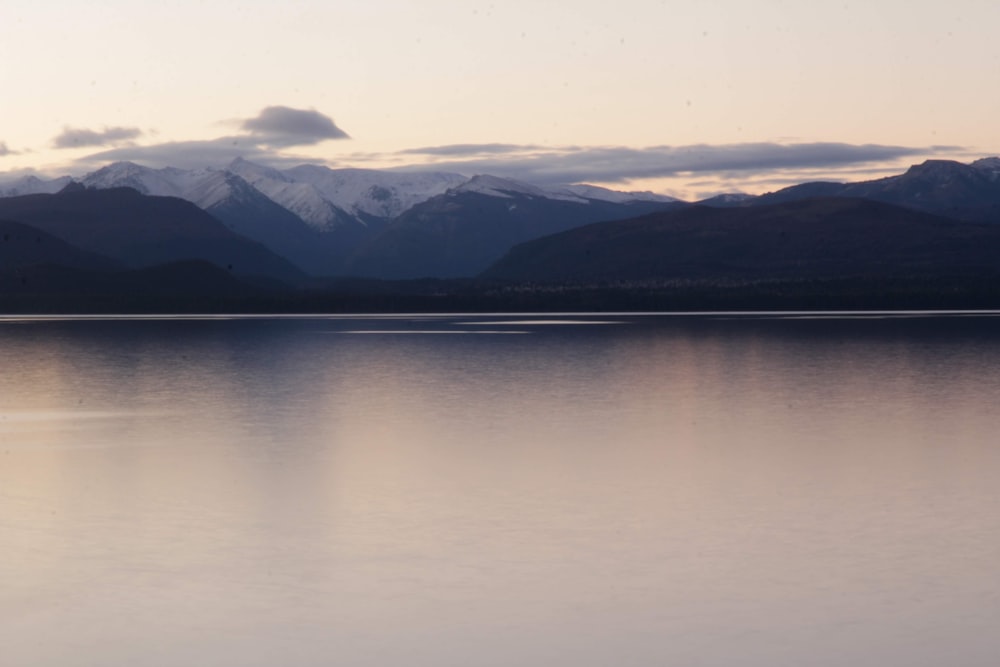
57,181 -> 86,195
227,157 -> 288,183
903,159 -> 971,177
0,173 -> 74,197
453,175 -> 589,202
971,157 -> 1000,172
558,183 -> 679,204
91,160 -> 146,175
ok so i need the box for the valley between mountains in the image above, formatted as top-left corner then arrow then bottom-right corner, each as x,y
2,157 -> 1000,312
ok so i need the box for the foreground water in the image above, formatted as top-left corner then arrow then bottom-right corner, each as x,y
2,312 -> 1000,667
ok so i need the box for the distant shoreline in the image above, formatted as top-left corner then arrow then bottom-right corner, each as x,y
4,274 -> 1000,315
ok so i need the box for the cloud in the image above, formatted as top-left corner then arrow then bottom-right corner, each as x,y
239,106 -> 349,146
73,137 -> 317,171
398,143 -> 542,157
53,126 -> 143,149
0,141 -> 18,156
68,105 -> 350,171
393,142 -> 965,185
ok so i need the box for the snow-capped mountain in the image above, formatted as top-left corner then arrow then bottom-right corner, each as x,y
78,159 -> 469,231
554,183 -> 678,204
78,161 -> 368,274
33,159 -> 691,278
451,174 -> 589,202
0,174 -> 74,197
448,175 -> 678,205
696,192 -> 757,207
226,158 -> 357,231
282,164 -> 468,219
81,162 -> 187,197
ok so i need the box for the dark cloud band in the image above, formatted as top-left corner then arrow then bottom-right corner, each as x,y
394,142 -> 964,184
53,126 -> 143,149
69,105 -> 350,169
240,106 -> 349,146
399,143 -> 542,156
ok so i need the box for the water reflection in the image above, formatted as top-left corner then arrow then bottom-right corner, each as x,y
2,314 -> 1000,667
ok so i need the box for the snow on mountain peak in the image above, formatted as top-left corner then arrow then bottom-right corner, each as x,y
451,175 -> 678,205
556,183 -> 679,204
971,157 -> 1000,174
49,158 -> 684,235
0,173 -> 74,196
284,165 -> 468,218
453,175 -> 588,202
82,161 -> 186,198
227,157 -> 290,184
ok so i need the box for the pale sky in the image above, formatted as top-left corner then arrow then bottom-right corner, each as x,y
2,0 -> 998,199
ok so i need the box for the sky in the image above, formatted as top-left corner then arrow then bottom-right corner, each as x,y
2,0 -> 999,199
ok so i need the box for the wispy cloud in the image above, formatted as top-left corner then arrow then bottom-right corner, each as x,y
53,126 -> 143,149
398,143 -> 543,157
393,142 -> 965,185
0,142 -> 17,156
239,106 -> 349,146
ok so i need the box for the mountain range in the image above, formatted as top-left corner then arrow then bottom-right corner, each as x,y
0,159 -> 676,280
3,156 -> 1000,310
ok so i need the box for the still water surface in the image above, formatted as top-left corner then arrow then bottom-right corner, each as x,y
2,313 -> 1000,666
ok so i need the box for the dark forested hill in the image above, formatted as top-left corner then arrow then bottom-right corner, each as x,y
483,197 -> 1000,283
0,186 -> 307,284
0,219 -> 121,271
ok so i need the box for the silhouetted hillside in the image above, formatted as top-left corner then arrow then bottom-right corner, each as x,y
483,198 -> 1000,283
754,159 -> 1000,223
0,219 -> 121,271
0,187 -> 307,284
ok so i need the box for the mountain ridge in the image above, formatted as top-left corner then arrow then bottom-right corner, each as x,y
483,196 -> 1000,284
4,156 -> 1000,287
0,186 -> 306,285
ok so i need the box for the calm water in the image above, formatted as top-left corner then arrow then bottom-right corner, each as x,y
3,313 -> 1000,667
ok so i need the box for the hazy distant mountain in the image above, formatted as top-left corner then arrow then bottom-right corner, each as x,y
556,183 -> 678,205
0,174 -> 75,197
695,192 -> 757,207
0,187 -> 305,284
484,197 -> 1000,283
343,174 -> 684,279
447,174 -> 677,205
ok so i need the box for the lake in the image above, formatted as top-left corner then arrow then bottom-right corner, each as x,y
2,312 -> 1000,666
